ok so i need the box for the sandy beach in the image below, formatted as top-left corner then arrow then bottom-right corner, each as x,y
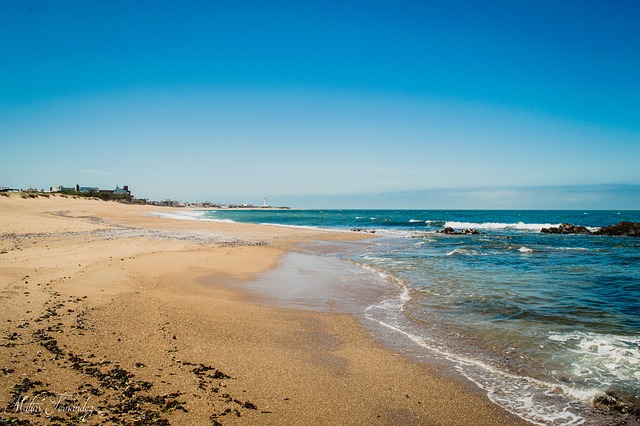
0,194 -> 528,425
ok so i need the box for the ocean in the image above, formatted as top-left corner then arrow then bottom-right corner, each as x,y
159,209 -> 640,425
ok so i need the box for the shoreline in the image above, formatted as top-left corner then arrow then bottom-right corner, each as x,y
1,194 -> 528,425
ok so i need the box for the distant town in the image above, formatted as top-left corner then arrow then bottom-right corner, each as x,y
0,184 -> 290,209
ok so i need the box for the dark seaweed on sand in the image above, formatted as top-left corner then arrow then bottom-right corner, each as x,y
1,288 -> 260,425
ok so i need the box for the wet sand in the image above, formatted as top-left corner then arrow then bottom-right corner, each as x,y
0,194 -> 528,425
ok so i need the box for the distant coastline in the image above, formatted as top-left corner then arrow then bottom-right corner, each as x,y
0,188 -> 290,210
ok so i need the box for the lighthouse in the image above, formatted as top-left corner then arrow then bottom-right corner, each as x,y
263,196 -> 267,208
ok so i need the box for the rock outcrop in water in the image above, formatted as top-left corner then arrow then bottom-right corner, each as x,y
351,228 -> 376,234
540,223 -> 592,235
541,221 -> 640,237
593,221 -> 640,237
437,227 -> 479,235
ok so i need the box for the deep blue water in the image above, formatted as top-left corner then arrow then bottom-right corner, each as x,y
162,209 -> 640,425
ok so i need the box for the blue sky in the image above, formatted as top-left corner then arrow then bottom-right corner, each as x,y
1,0 -> 639,208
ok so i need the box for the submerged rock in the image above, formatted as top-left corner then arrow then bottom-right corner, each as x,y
593,391 -> 640,417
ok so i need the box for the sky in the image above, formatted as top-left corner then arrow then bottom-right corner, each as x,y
1,0 -> 639,208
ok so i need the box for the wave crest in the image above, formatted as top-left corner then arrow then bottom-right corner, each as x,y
445,221 -> 561,231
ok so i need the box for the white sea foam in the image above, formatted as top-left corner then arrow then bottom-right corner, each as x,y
157,211 -> 352,233
409,219 -> 424,223
548,332 -> 640,383
445,221 -> 561,231
360,283 -> 625,425
152,210 -> 215,221
519,246 -> 534,253
252,222 -> 358,234
356,262 -> 405,288
364,228 -> 417,238
446,248 -> 480,256
365,301 -> 588,425
152,210 -> 239,224
151,210 -> 264,225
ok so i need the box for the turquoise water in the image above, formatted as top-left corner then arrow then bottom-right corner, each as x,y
161,209 -> 640,425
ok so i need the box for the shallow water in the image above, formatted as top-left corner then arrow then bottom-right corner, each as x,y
166,209 -> 640,425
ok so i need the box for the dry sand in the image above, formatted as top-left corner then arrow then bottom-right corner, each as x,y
0,193 -> 528,425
